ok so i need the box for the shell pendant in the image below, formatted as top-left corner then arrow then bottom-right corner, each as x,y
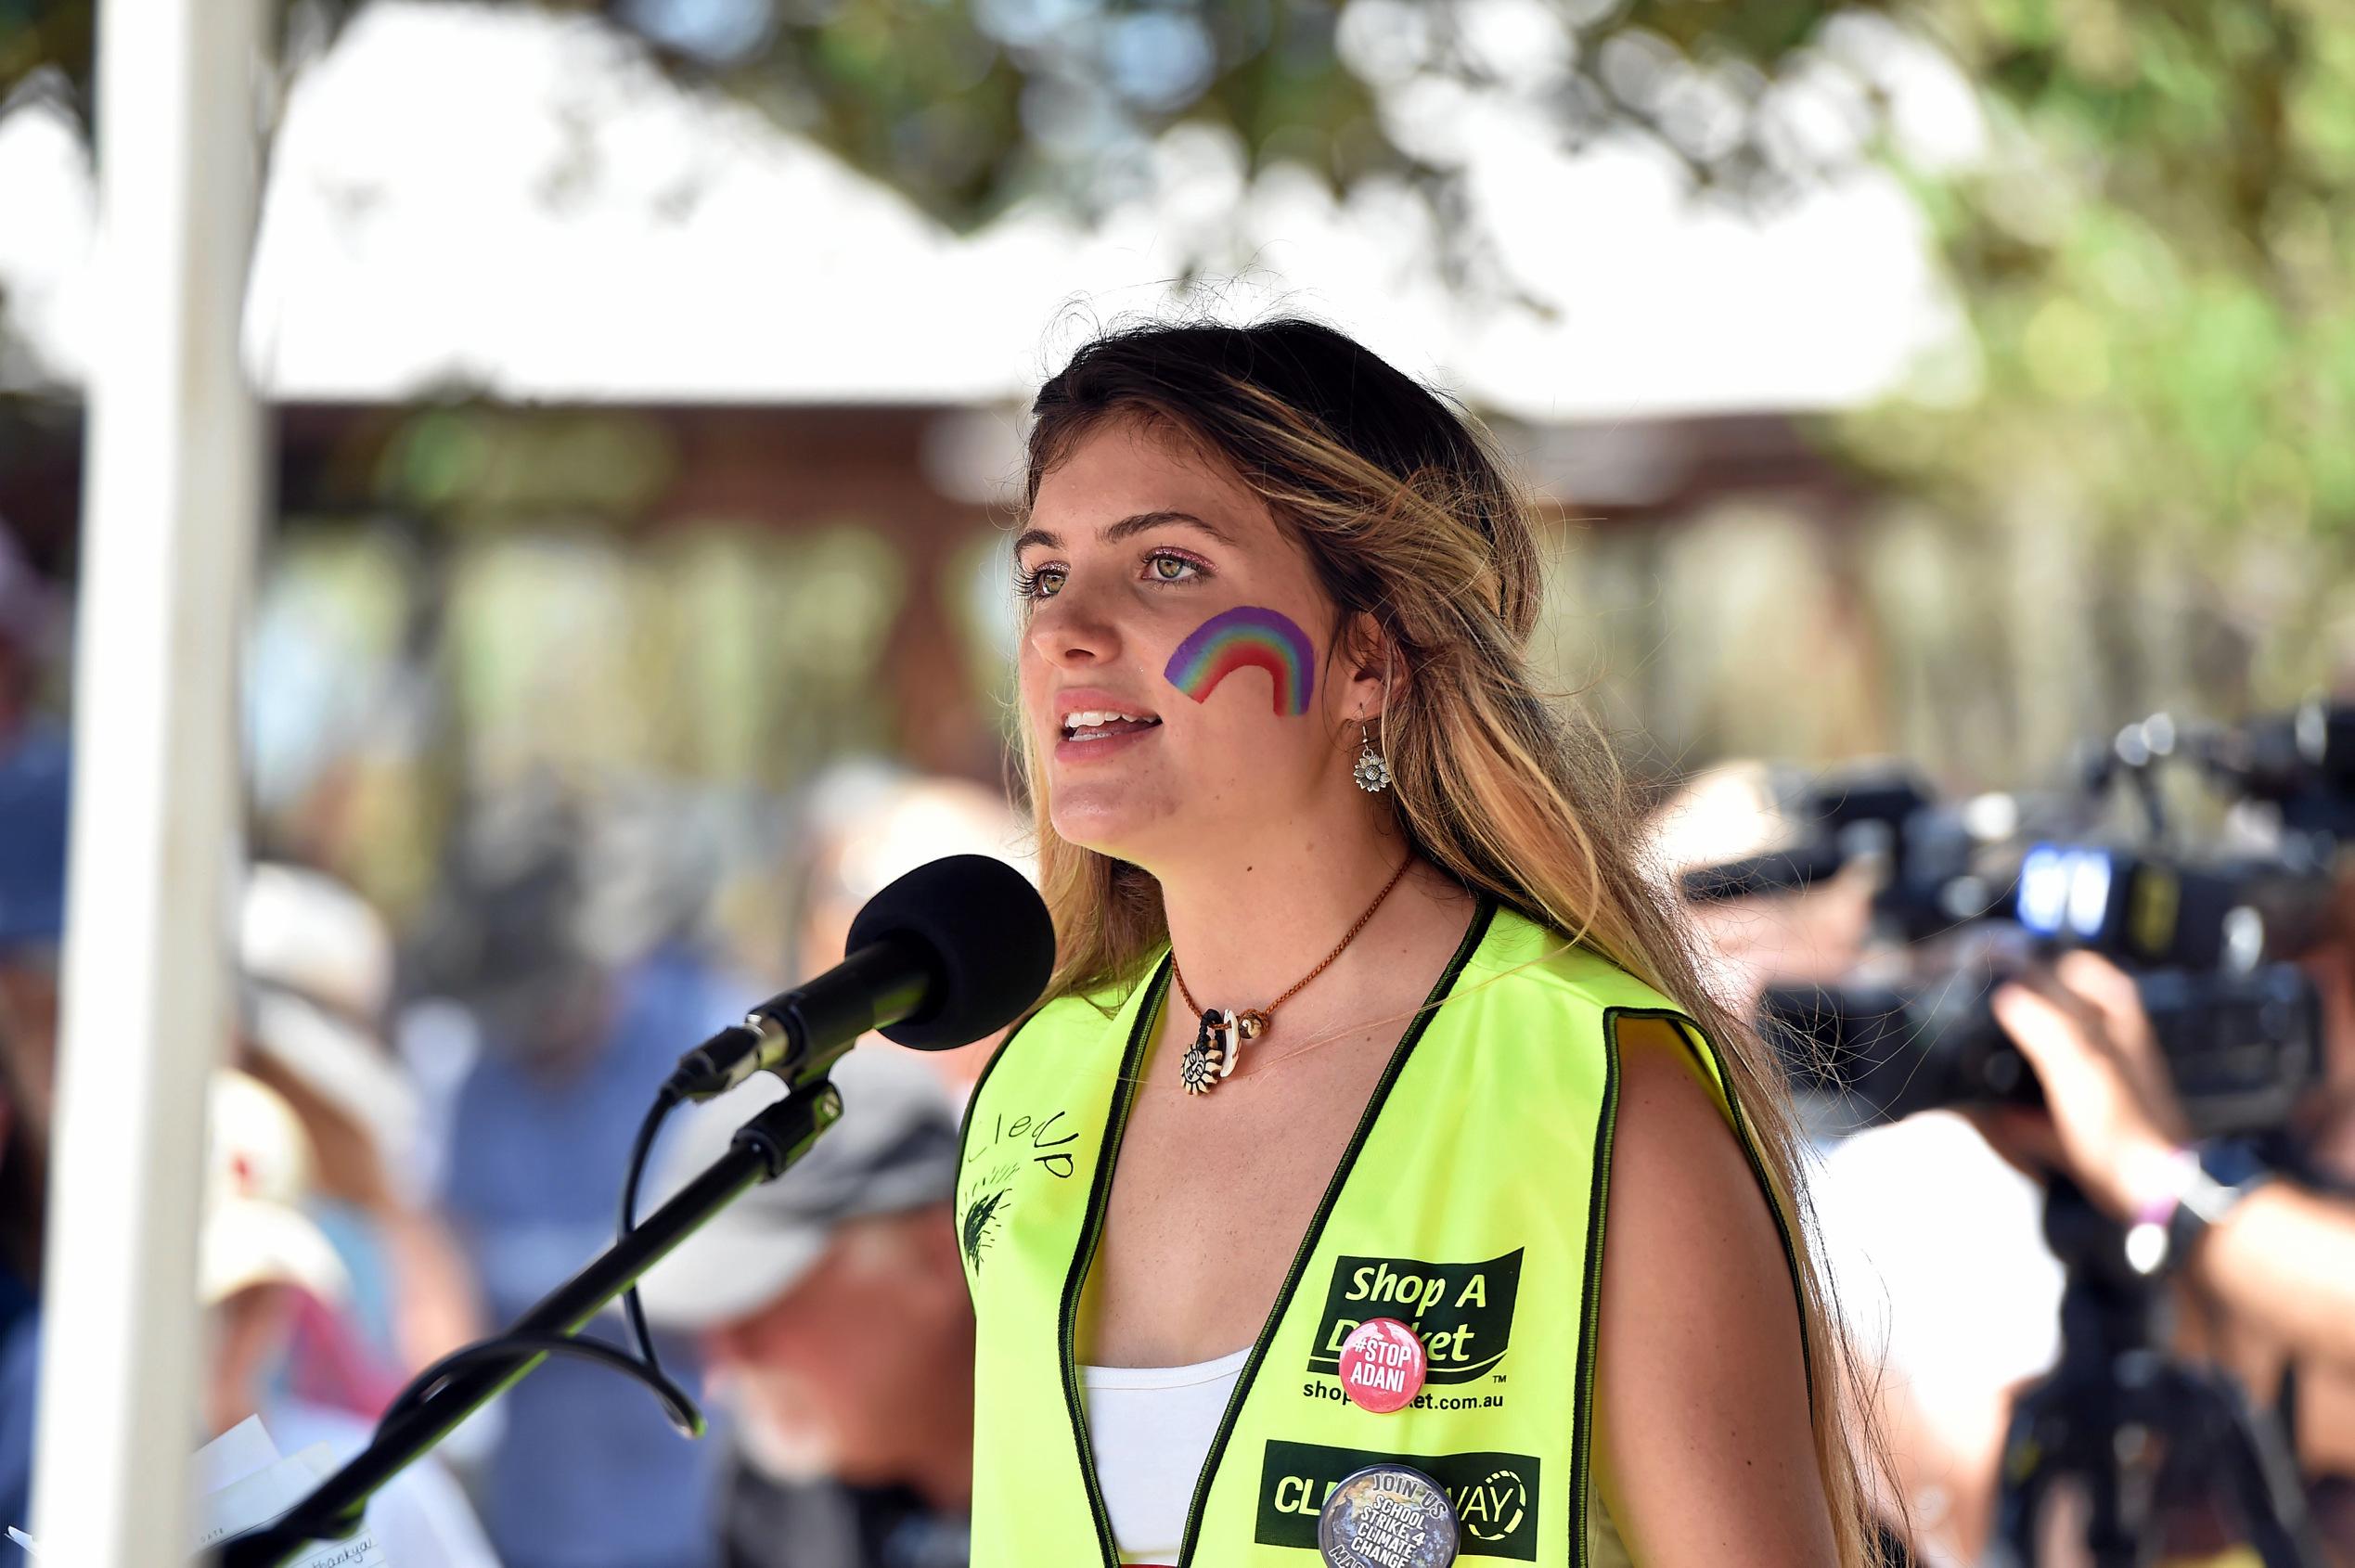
1180,1009 -> 1247,1095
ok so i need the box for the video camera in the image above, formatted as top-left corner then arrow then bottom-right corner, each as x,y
1673,763 -> 2018,941
2194,698 -> 2355,839
1761,957 -> 2319,1138
1716,704 -> 2349,1137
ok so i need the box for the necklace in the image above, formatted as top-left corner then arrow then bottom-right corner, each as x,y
1170,856 -> 1412,1097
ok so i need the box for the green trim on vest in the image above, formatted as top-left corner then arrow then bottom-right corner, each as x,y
957,896 -> 1801,1567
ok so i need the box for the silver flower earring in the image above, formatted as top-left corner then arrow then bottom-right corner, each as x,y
1353,713 -> 1392,793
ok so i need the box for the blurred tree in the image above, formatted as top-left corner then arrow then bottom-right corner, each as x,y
6,0 -> 2351,562
1802,0 -> 2355,601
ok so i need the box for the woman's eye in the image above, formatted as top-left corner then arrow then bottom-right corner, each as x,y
1146,553 -> 1203,584
1014,564 -> 1065,599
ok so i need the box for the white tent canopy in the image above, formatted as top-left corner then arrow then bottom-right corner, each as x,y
1,0 -> 1978,418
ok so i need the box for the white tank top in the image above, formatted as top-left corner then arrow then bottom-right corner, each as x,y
1078,1345 -> 1253,1565
1080,1346 -> 1631,1565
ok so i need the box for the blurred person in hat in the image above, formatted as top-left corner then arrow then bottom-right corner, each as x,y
1644,764 -> 1942,1557
770,762 -> 1031,1100
636,1047 -> 972,1568
203,1068 -> 501,1567
1642,760 -> 1881,1017
238,862 -> 485,1398
1649,762 -> 2117,1562
415,788 -> 738,1568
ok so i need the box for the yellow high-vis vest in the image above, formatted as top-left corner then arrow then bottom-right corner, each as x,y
955,896 -> 1806,1566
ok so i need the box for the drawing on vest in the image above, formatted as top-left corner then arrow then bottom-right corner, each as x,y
960,1187 -> 1010,1271
958,1102 -> 1084,1275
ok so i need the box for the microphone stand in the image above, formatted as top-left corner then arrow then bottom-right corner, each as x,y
220,1079 -> 845,1568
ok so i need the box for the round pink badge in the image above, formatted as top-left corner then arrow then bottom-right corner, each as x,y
1337,1317 -> 1428,1414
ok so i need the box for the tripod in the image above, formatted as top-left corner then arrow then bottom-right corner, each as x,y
1990,1179 -> 2323,1567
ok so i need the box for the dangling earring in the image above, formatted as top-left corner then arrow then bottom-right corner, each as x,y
1353,713 -> 1392,793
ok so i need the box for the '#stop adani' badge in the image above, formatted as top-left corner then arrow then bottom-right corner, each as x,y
1337,1317 -> 1427,1413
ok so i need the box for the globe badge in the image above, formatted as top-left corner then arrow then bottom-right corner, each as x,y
1316,1462 -> 1458,1568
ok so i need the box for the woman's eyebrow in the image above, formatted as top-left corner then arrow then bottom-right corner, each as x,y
1104,509 -> 1235,546
1012,510 -> 1236,557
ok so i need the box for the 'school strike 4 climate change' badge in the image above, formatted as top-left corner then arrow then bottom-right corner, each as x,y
1263,1441 -> 1540,1562
1315,1463 -> 1461,1568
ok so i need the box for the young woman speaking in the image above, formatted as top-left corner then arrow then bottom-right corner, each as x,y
953,319 -> 1878,1568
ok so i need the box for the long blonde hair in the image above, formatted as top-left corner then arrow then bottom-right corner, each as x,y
1013,316 -> 1891,1563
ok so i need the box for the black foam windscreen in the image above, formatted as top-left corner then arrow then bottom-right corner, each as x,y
843,854 -> 1056,1048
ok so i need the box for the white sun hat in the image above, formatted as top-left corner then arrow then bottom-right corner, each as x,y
201,1070 -> 351,1308
239,863 -> 418,1172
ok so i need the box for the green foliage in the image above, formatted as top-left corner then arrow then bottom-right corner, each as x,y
1823,0 -> 2355,544
614,0 -> 1400,227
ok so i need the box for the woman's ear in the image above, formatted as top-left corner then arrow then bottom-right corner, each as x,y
1338,610 -> 1406,719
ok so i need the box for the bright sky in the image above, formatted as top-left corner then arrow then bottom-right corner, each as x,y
0,0 -> 1983,418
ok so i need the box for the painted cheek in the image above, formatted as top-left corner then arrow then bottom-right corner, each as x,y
1162,605 -> 1317,717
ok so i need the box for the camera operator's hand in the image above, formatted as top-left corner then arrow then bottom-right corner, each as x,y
1986,952 -> 2355,1369
1986,951 -> 2192,1221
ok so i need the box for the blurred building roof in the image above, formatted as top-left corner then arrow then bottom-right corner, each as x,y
0,0 -> 1975,418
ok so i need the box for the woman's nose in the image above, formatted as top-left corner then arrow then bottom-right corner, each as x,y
1026,585 -> 1120,669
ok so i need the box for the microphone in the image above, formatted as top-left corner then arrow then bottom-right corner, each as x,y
665,854 -> 1055,1100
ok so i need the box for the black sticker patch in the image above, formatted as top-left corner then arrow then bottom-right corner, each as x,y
1257,1440 -> 1538,1561
959,1188 -> 1009,1271
1306,1251 -> 1523,1383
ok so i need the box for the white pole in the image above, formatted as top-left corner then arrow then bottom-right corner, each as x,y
29,0 -> 265,1560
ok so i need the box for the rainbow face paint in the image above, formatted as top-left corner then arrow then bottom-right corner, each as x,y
1163,606 -> 1316,716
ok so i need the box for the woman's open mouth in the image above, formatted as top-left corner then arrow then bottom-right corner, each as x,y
1061,709 -> 1162,742
1056,708 -> 1163,760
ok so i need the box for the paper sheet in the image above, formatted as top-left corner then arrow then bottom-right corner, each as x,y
196,1416 -> 281,1498
12,1419 -> 389,1564
194,1424 -> 389,1567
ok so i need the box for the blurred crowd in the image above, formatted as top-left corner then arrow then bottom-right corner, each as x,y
0,527 -> 1018,1568
2,502 -> 2353,1568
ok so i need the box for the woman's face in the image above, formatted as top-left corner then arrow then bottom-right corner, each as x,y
1017,418 -> 1371,868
